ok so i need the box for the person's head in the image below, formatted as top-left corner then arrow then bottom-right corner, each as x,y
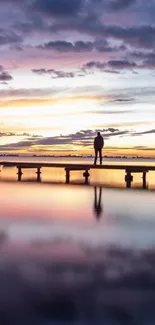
97,132 -> 100,137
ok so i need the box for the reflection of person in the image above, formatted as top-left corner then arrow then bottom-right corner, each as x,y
93,186 -> 103,220
94,132 -> 104,165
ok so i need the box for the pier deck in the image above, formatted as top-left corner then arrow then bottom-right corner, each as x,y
0,161 -> 155,188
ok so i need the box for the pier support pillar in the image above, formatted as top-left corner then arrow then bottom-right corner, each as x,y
17,167 -> 23,182
65,168 -> 70,184
36,167 -> 41,182
142,171 -> 147,189
83,170 -> 90,184
125,171 -> 133,188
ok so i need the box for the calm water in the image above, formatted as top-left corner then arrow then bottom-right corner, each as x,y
1,156 -> 155,189
0,180 -> 155,324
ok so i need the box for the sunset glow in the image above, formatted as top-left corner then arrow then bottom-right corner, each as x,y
1,0 -> 155,156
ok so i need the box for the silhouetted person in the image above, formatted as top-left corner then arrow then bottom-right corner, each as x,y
94,132 -> 104,165
93,186 -> 103,220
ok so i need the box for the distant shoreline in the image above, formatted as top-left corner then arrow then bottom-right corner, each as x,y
0,154 -> 154,160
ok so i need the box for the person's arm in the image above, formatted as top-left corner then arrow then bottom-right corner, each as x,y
94,138 -> 96,148
102,137 -> 104,148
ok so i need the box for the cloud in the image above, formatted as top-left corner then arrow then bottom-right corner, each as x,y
32,0 -> 83,17
95,41 -> 126,53
0,81 -> 8,85
0,87 -> 68,99
0,29 -> 22,46
31,0 -> 136,20
132,129 -> 155,136
17,0 -> 150,53
0,128 -> 128,151
129,50 -> 155,68
130,50 -> 155,60
0,72 -> 13,81
49,19 -> 155,50
113,98 -> 134,102
83,60 -> 138,72
0,66 -> 13,81
38,40 -> 94,52
2,127 -> 155,152
2,0 -> 155,53
0,132 -> 42,138
89,109 -> 133,115
84,61 -> 105,71
108,0 -> 135,10
32,68 -> 77,79
108,60 -> 137,70
36,39 -> 125,54
90,25 -> 155,49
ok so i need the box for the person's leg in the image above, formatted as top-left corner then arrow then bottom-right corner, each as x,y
94,149 -> 98,164
99,149 -> 102,165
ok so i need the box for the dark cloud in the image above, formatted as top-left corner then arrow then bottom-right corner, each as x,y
108,60 -> 137,70
1,0 -> 155,53
32,68 -> 77,79
32,0 -> 83,17
0,66 -> 13,81
132,129 -> 155,136
91,25 -> 155,49
0,132 -> 41,137
32,0 -> 136,19
0,72 -> 13,81
0,82 -> 8,85
19,0 -> 150,53
113,98 -> 134,102
129,50 -> 155,68
84,61 -> 105,70
130,50 -> 155,60
38,40 -> 94,52
37,39 -> 125,53
83,60 -> 138,72
50,20 -> 155,50
108,0 -> 135,10
12,15 -> 47,34
96,41 -> 126,53
0,29 -> 22,45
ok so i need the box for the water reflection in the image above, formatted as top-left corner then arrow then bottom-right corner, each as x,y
0,181 -> 154,323
93,186 -> 103,220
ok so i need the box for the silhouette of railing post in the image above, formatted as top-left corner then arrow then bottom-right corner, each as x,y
17,167 -> 23,181
65,168 -> 70,184
142,171 -> 147,189
125,170 -> 133,188
83,170 -> 90,184
36,167 -> 41,182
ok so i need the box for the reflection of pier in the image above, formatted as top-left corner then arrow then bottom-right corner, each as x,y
0,161 -> 152,188
93,187 -> 103,220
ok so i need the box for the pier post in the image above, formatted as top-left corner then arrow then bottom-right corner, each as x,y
17,167 -> 23,181
142,171 -> 147,189
83,170 -> 90,184
125,171 -> 133,188
36,167 -> 41,182
65,168 -> 70,184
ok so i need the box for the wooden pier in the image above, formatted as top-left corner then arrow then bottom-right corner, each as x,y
0,161 -> 155,188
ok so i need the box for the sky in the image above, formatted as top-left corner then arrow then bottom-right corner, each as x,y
0,0 -> 155,156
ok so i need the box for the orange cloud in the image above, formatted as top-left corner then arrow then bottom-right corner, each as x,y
0,95 -> 104,109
